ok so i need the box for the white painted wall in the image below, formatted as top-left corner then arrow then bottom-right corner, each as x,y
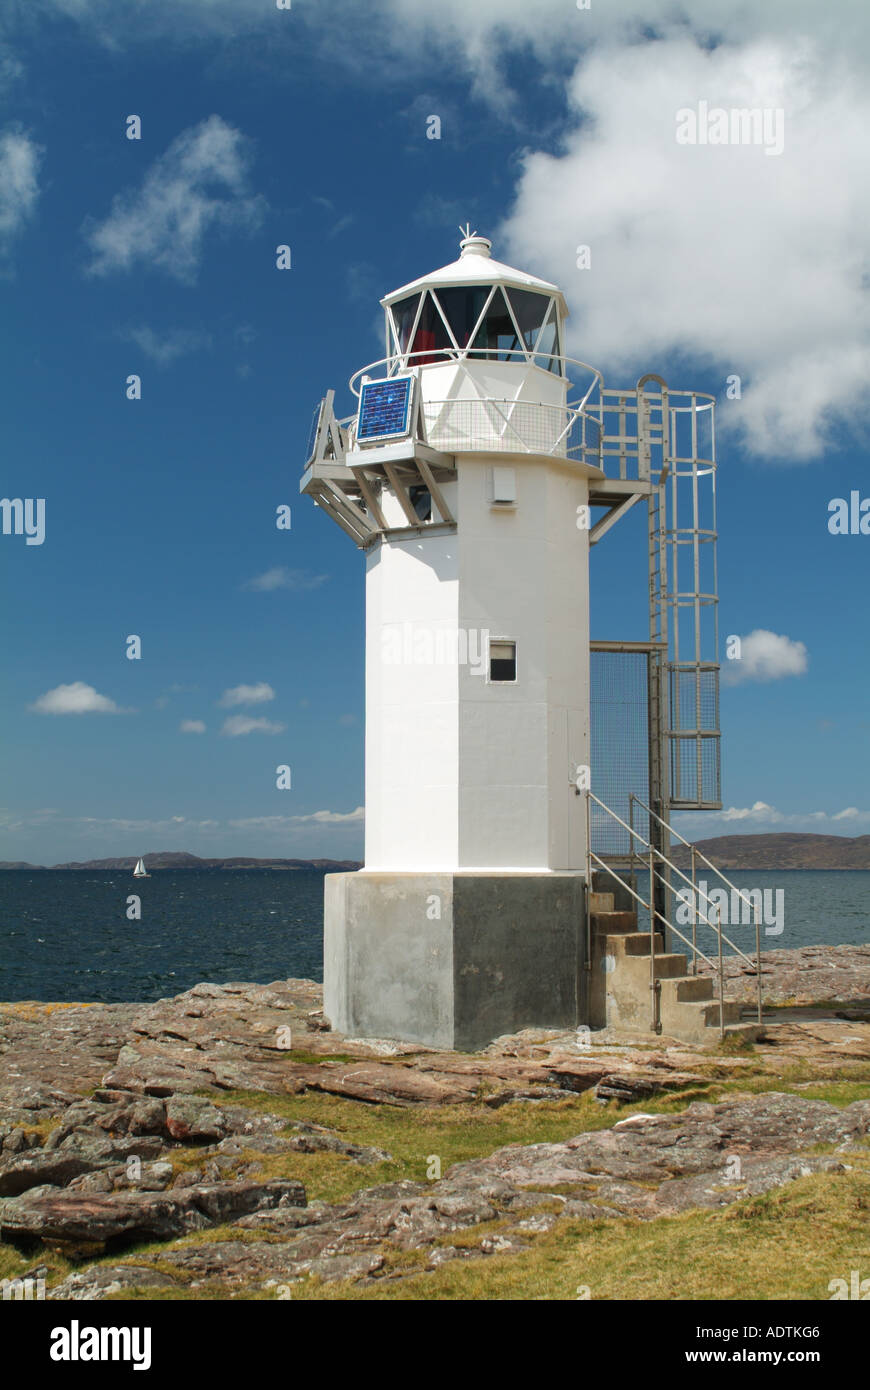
364,532 -> 460,870
455,455 -> 590,870
364,451 -> 592,873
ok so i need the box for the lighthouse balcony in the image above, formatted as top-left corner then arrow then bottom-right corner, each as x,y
346,348 -> 603,462
300,362 -> 714,549
345,392 -> 602,460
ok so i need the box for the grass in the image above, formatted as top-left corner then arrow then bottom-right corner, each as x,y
270,1153 -> 870,1301
2,1052 -> 868,1302
107,1157 -> 870,1302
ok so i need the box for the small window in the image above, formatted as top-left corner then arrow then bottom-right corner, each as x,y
489,639 -> 517,682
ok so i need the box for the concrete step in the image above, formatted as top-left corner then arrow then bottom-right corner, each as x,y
611,931 -> 664,956
724,1022 -> 765,1044
615,938 -> 689,980
660,974 -> 715,1004
698,998 -> 743,1028
591,909 -> 637,934
650,953 -> 690,980
588,891 -> 615,913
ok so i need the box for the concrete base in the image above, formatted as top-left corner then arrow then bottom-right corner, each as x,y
324,871 -> 587,1051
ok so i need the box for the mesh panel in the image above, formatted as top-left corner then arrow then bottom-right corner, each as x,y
590,650 -> 651,856
421,399 -> 593,458
669,666 -> 721,805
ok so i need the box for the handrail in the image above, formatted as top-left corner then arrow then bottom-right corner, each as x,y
586,790 -> 764,1036
589,850 -> 719,972
631,793 -> 763,1026
632,794 -> 763,918
348,348 -> 604,410
610,795 -> 757,969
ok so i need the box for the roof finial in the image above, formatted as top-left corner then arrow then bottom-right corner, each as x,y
459,226 -> 492,259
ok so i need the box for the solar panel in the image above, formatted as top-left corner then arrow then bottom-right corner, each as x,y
357,376 -> 414,443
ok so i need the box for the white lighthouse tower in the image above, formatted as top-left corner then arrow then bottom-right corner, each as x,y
300,231 -> 722,1049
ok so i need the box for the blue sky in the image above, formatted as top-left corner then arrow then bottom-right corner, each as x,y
1,0 -> 868,864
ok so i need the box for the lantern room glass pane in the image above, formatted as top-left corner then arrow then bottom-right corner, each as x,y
470,288 -> 523,361
391,294 -> 420,355
433,286 -> 491,348
411,292 -> 452,364
507,289 -> 550,353
533,304 -> 562,374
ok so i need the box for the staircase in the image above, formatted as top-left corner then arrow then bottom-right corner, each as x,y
582,790 -> 766,1046
587,884 -> 762,1046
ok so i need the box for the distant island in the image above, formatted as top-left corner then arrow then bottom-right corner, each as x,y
0,851 -> 362,871
3,833 -> 870,871
669,832 -> 870,871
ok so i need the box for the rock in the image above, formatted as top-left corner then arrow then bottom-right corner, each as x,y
698,944 -> 870,1007
447,1093 -> 870,1198
0,1151 -> 102,1197
0,1178 -> 306,1257
654,1155 -> 847,1212
1,1129 -> 28,1155
285,1062 -> 478,1107
164,1096 -> 228,1142
594,1073 -> 682,1102
49,1265 -> 178,1301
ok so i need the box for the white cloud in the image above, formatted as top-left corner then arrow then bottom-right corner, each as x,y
84,115 -> 265,282
29,681 -> 129,715
228,807 -> 365,828
0,44 -> 24,91
723,630 -> 808,685
498,35 -> 870,460
721,800 -> 782,823
293,806 -> 365,824
122,326 -> 212,366
676,802 -> 870,834
19,3 -> 870,454
243,567 -> 329,592
0,127 -> 41,260
220,715 -> 285,736
218,682 -> 275,708
179,719 -> 206,734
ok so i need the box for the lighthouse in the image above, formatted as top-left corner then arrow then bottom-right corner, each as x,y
300,231 -> 722,1049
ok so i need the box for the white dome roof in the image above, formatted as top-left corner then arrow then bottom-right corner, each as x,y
381,234 -> 568,319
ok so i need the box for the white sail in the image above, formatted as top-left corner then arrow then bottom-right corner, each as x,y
133,858 -> 147,876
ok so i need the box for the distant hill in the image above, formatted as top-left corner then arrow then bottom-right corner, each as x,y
669,832 -> 870,870
5,833 -> 869,873
0,851 -> 362,871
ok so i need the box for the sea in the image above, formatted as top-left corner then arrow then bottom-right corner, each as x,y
0,868 -> 868,1005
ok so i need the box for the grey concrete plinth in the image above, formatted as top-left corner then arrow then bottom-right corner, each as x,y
324,871 -> 587,1051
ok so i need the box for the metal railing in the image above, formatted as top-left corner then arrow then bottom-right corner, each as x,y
418,398 -> 601,459
344,349 -> 605,463
348,346 -> 603,405
585,790 -> 763,1038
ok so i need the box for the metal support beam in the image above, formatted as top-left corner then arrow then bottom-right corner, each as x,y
589,492 -> 641,546
349,467 -> 389,531
320,481 -> 376,545
416,455 -> 455,525
383,462 -> 421,527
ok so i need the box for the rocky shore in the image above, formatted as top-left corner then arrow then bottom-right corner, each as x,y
0,944 -> 867,1300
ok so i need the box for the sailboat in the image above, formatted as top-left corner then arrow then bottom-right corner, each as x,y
133,857 -> 150,879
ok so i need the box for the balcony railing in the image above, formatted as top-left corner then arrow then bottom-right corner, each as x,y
343,349 -> 604,462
